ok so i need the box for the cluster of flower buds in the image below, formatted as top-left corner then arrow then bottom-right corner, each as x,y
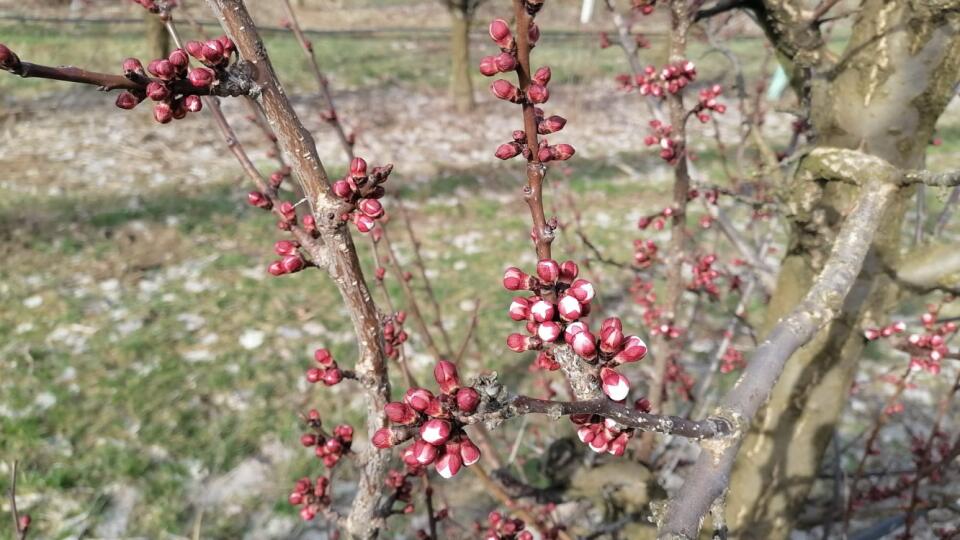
904,316 -> 956,375
383,311 -> 409,359
863,321 -> 908,341
689,253 -> 722,298
288,474 -> 331,521
268,239 -> 309,276
299,410 -> 354,468
504,260 -> 648,400
332,157 -> 393,233
624,61 -> 696,98
306,348 -> 344,386
484,11 -> 576,165
649,320 -> 682,340
130,0 -> 177,12
632,0 -> 657,15
694,84 -> 726,123
385,470 -> 419,515
114,35 -> 237,123
633,239 -> 659,268
482,512 -> 534,540
720,346 -> 746,373
666,359 -> 695,401
572,414 -> 634,455
494,108 -> 573,163
372,360 -> 482,479
643,120 -> 680,163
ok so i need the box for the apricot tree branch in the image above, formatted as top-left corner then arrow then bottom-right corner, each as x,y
662,178 -> 899,537
204,2 -> 390,538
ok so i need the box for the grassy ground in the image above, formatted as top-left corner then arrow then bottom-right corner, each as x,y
1,10 -> 959,540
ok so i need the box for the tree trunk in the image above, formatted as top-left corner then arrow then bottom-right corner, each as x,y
145,10 -> 169,60
449,7 -> 476,113
727,3 -> 960,537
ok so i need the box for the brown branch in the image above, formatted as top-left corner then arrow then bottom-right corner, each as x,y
661,179 -> 899,537
397,201 -> 453,354
459,395 -> 731,440
693,0 -> 746,22
1,56 -> 254,97
513,0 -> 553,262
280,0 -> 355,161
378,226 -> 446,358
204,3 -> 390,538
454,299 -> 480,364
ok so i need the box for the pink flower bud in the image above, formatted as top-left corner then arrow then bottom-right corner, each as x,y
539,115 -> 566,134
314,348 -> 334,366
420,419 -> 452,445
608,432 -> 629,456
527,83 -> 549,104
491,79 -> 520,101
218,35 -> 235,54
371,427 -> 396,448
185,40 -> 204,58
494,52 -> 517,72
350,157 -> 368,178
495,142 -> 522,160
115,91 -> 141,110
305,367 -> 322,382
489,19 -> 513,48
413,439 -> 439,465
405,387 -> 435,411
536,259 -> 560,283
508,297 -> 531,321
300,433 -> 317,447
184,95 -> 203,112
152,59 -> 175,79
354,213 -> 376,233
122,57 -> 144,74
281,255 -> 305,273
554,144 -> 576,161
557,295 -> 582,322
0,43 -> 18,70
247,191 -> 272,210
188,67 -> 215,88
289,492 -> 304,505
153,102 -> 173,124
357,199 -> 383,219
528,22 -> 540,44
568,279 -> 595,303
479,55 -> 499,77
455,387 -> 480,413
332,179 -> 354,199
433,360 -> 460,394
600,367 -> 630,401
558,260 -> 579,283
600,324 -> 624,354
530,299 -> 555,323
503,267 -> 531,290
532,66 -> 551,86
202,39 -> 225,64
321,367 -> 342,386
507,333 -> 541,352
572,330 -> 597,360
614,336 -> 648,363
435,452 -> 463,478
146,81 -> 170,101
275,240 -> 299,256
168,48 -> 189,68
536,321 -> 562,343
460,437 -> 481,466
537,146 -> 554,163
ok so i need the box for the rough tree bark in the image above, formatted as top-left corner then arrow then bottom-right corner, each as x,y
725,2 -> 960,537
